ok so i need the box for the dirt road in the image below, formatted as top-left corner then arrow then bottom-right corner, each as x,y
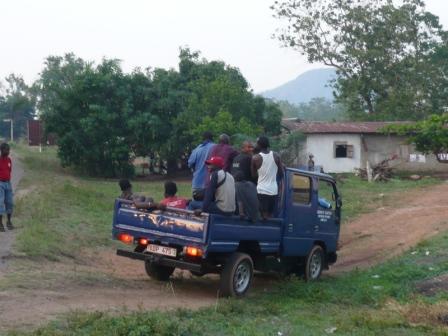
0,154 -> 24,274
1,179 -> 448,332
334,181 -> 448,272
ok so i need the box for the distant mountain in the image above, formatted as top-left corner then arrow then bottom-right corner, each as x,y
261,68 -> 336,104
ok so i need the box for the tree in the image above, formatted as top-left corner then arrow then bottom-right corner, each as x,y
0,74 -> 36,139
37,54 -> 136,177
276,98 -> 347,121
36,50 -> 283,177
272,0 -> 447,120
385,114 -> 448,160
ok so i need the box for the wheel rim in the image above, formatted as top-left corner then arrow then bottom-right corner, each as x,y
234,261 -> 251,294
309,251 -> 322,279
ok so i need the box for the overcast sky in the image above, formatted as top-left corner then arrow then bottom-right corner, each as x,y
0,0 -> 447,93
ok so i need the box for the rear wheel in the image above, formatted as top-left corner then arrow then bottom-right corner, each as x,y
220,252 -> 254,297
303,245 -> 324,281
145,261 -> 175,281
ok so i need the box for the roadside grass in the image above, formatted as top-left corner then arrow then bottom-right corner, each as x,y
9,232 -> 448,335
11,145 -> 191,261
10,145 -> 440,261
3,145 -> 447,334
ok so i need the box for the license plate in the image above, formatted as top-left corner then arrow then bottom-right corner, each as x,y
146,244 -> 177,257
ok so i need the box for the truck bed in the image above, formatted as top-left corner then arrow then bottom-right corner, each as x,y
112,199 -> 283,256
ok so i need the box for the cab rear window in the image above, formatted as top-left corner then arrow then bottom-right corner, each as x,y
292,174 -> 311,204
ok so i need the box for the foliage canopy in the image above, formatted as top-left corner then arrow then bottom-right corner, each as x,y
272,0 -> 448,121
37,50 -> 282,177
385,114 -> 448,160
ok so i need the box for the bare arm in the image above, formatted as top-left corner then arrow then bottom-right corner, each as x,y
251,154 -> 262,181
274,152 -> 284,179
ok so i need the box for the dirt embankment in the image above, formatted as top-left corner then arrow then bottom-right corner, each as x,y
1,179 -> 448,331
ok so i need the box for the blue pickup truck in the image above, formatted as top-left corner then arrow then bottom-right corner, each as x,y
113,168 -> 342,297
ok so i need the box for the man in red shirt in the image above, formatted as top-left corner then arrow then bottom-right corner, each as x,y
0,143 -> 13,232
159,181 -> 188,209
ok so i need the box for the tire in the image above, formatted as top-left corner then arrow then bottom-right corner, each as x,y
145,260 -> 175,281
303,245 -> 325,281
190,270 -> 205,277
219,252 -> 254,297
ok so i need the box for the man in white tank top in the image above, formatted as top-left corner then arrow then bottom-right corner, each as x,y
251,136 -> 284,219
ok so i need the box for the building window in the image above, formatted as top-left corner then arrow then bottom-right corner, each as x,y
334,142 -> 354,158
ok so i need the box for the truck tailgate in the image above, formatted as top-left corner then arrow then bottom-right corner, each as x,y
113,200 -> 208,244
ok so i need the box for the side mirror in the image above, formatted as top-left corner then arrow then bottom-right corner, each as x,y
336,198 -> 342,208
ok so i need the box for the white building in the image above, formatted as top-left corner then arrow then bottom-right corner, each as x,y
282,119 -> 447,173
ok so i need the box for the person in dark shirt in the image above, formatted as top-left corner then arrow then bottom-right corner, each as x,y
0,143 -> 13,231
118,179 -> 145,202
231,140 -> 255,183
207,134 -> 238,172
234,171 -> 260,222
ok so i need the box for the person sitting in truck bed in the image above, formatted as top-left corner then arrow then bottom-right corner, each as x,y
194,156 -> 236,217
118,179 -> 145,202
159,181 -> 188,209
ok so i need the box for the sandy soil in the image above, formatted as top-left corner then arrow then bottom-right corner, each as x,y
1,177 -> 448,332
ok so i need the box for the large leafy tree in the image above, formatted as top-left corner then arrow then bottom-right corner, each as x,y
272,0 -> 448,120
37,54 -> 137,177
37,50 -> 282,177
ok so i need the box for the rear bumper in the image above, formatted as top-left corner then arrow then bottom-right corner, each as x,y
116,249 -> 202,272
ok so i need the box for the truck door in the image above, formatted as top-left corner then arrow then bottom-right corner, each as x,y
282,172 -> 317,256
315,179 -> 340,252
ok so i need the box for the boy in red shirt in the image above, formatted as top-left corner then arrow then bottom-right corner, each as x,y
160,181 -> 188,209
0,143 -> 13,232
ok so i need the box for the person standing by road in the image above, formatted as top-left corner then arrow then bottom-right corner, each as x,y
188,131 -> 214,197
0,143 -> 14,232
251,136 -> 284,220
208,134 -> 238,172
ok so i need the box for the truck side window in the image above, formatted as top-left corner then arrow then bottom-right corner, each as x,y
292,174 -> 311,204
318,180 -> 336,209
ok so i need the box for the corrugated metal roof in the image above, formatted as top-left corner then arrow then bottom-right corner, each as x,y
282,119 -> 411,134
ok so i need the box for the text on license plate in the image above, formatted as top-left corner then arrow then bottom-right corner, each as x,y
146,244 -> 177,257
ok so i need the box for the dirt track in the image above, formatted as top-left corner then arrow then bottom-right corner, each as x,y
1,180 -> 448,331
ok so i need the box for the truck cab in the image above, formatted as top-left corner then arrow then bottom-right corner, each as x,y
113,168 -> 341,296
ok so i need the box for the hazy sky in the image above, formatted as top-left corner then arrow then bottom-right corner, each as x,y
0,0 -> 447,92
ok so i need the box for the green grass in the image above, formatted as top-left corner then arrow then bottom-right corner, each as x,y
9,233 -> 448,335
4,145 -> 447,335
10,145 -> 439,261
11,145 -> 191,261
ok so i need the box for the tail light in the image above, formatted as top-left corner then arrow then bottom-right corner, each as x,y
185,246 -> 203,257
138,238 -> 149,246
117,233 -> 134,244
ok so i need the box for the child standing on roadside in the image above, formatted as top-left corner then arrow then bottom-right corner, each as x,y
0,143 -> 13,232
